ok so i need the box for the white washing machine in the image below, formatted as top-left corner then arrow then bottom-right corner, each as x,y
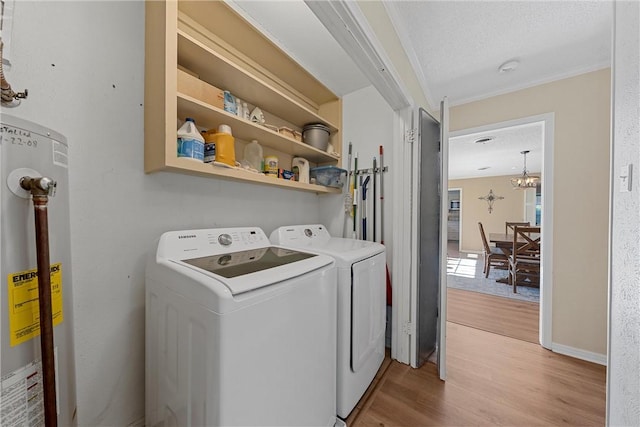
270,224 -> 386,419
145,227 -> 337,426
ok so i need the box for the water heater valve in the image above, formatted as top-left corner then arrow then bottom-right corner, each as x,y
20,176 -> 57,197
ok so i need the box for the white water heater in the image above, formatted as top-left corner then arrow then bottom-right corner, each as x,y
1,115 -> 77,426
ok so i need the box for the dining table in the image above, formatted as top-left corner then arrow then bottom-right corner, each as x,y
488,233 -> 518,284
490,231 -> 541,253
489,231 -> 541,284
489,233 -> 520,257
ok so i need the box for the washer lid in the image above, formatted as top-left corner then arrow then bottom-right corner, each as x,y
270,225 -> 384,267
175,246 -> 331,295
309,239 -> 384,266
182,246 -> 315,278
157,227 -> 332,295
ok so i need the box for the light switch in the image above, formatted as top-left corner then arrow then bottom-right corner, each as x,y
619,164 -> 633,192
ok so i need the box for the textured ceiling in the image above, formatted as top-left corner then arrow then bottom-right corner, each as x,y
231,1 -> 612,108
228,0 -> 609,179
388,0 -> 613,106
449,122 -> 543,180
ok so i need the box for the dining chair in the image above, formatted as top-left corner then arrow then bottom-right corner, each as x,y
505,221 -> 530,234
478,222 -> 509,278
508,226 -> 541,293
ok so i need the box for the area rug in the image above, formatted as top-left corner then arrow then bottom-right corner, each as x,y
447,253 -> 540,303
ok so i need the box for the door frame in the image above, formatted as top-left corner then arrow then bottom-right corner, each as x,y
438,99 -> 449,378
448,112 -> 555,348
391,106 -> 414,364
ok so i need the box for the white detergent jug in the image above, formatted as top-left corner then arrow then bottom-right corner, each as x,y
177,118 -> 204,161
292,157 -> 310,183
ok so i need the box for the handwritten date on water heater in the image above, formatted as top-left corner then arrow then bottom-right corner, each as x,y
1,126 -> 38,148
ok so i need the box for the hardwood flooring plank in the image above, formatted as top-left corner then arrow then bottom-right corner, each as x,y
351,322 -> 606,426
447,287 -> 540,343
447,323 -> 606,425
345,354 -> 393,425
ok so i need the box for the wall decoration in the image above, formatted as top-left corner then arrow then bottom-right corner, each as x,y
478,189 -> 504,213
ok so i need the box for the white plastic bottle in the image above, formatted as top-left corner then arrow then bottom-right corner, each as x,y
177,118 -> 204,161
292,157 -> 310,183
236,98 -> 244,118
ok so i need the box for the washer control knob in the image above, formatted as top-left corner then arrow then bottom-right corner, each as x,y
218,234 -> 233,246
304,228 -> 313,237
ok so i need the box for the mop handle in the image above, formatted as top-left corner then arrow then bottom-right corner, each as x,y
373,157 -> 377,242
379,145 -> 384,245
353,154 -> 358,237
362,175 -> 370,241
343,143 -> 353,238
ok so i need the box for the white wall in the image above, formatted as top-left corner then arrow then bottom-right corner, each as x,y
7,2 -> 327,425
608,1 -> 640,424
321,85 -> 395,268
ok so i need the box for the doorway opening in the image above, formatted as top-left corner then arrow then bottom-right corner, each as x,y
446,113 -> 554,348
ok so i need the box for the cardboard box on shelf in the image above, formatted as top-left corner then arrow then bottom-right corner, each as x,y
177,68 -> 224,110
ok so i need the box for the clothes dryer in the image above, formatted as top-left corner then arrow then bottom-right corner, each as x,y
146,227 -> 337,426
270,224 -> 386,419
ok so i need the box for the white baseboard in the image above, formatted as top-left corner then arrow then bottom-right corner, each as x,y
551,342 -> 607,366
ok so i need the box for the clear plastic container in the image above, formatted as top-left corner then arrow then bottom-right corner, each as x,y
309,166 -> 347,188
243,140 -> 263,172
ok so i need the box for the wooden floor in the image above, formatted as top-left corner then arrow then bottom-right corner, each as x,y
345,287 -> 604,425
345,351 -> 393,425
348,322 -> 606,426
447,288 -> 540,343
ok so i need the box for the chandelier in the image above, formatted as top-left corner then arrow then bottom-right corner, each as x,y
511,150 -> 539,189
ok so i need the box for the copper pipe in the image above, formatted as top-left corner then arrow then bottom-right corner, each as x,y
33,195 -> 57,427
21,177 -> 58,427
1,39 -> 28,102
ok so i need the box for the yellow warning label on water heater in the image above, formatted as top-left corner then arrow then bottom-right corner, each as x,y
7,264 -> 63,347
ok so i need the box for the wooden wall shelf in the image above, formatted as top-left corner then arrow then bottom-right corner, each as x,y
177,31 -> 340,133
176,94 -> 340,164
165,157 -> 342,194
144,1 -> 343,195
